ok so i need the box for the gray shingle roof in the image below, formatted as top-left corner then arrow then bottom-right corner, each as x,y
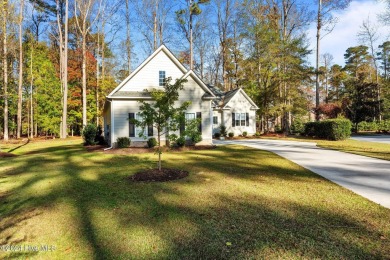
208,85 -> 240,108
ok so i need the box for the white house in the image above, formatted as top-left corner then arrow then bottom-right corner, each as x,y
103,45 -> 258,147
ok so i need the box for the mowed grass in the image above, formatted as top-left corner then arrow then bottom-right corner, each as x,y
259,135 -> 390,161
0,139 -> 389,259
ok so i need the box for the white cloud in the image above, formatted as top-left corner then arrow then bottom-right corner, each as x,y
306,0 -> 389,66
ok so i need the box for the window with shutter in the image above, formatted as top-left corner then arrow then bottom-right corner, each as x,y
129,113 -> 135,137
196,112 -> 202,133
232,113 -> 235,127
246,113 -> 249,126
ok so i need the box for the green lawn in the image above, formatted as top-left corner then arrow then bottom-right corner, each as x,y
259,135 -> 390,161
0,139 -> 389,259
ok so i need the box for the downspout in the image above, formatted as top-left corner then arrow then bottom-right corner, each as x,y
104,99 -> 113,151
210,100 -> 213,145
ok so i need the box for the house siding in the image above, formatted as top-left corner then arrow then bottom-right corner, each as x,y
110,78 -> 213,147
177,78 -> 213,144
222,91 -> 256,136
120,51 -> 184,92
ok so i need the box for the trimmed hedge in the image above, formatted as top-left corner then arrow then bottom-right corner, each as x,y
147,137 -> 158,148
358,120 -> 390,133
117,137 -> 131,148
304,119 -> 352,141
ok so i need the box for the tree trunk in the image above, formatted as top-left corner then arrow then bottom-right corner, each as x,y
82,28 -> 87,127
126,0 -> 131,73
315,0 -> 322,121
30,48 -> 34,139
158,129 -> 161,171
189,0 -> 193,70
3,0 -> 9,141
17,0 -> 24,139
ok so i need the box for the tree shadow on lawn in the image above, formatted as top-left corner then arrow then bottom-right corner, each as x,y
0,144 -> 389,259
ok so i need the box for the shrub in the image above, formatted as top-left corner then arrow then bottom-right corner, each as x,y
147,137 -> 158,148
255,132 -> 261,137
228,132 -> 234,138
117,137 -> 131,148
274,125 -> 282,133
291,118 -> 306,134
358,121 -> 378,132
95,125 -> 106,145
243,131 -> 248,137
304,119 -> 351,140
220,125 -> 227,137
378,120 -> 390,133
214,132 -> 221,138
176,136 -> 186,147
82,124 -> 98,145
191,133 -> 202,144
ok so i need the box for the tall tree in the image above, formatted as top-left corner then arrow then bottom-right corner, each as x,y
17,0 -> 24,139
176,0 -> 210,70
74,0 -> 101,127
358,16 -> 381,120
56,0 -> 69,138
2,0 -> 9,141
315,0 -> 351,120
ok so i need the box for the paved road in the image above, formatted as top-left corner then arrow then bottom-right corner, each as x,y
215,139 -> 390,209
351,135 -> 390,144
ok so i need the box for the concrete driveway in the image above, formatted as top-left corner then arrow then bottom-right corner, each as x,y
215,139 -> 390,209
351,135 -> 390,144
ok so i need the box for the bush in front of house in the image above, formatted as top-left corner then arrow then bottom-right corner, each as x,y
243,131 -> 248,137
304,119 -> 351,140
228,132 -> 234,138
147,137 -> 158,148
220,125 -> 227,137
95,125 -> 106,145
191,133 -> 202,144
82,124 -> 98,145
214,132 -> 221,138
176,136 -> 186,147
117,137 -> 131,148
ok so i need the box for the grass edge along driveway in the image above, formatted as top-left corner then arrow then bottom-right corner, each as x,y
0,139 -> 389,259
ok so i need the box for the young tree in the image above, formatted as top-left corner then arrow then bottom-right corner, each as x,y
133,78 -> 189,171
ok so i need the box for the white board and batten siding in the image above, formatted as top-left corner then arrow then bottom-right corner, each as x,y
120,51 -> 184,92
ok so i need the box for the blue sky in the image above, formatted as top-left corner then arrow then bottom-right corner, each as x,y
306,0 -> 389,66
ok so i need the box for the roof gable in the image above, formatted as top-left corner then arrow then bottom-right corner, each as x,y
108,45 -> 187,97
223,88 -> 259,110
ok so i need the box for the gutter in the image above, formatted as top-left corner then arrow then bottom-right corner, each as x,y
104,99 -> 114,151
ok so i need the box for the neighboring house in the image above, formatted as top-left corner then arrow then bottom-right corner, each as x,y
103,45 -> 257,147
209,86 -> 259,136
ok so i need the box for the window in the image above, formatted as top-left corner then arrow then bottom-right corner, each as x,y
213,116 -> 218,125
159,71 -> 166,86
135,113 -> 148,137
185,113 -> 195,121
233,112 -> 249,127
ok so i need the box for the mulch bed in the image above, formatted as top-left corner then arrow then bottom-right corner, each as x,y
0,152 -> 17,158
87,145 -> 217,154
130,168 -> 189,182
